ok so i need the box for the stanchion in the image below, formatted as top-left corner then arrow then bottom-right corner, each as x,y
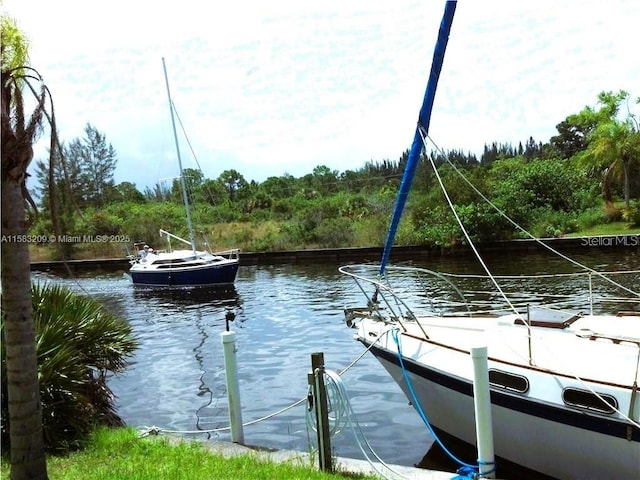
309,352 -> 332,472
471,346 -> 495,478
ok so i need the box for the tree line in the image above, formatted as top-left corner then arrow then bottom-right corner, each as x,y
31,90 -> 640,256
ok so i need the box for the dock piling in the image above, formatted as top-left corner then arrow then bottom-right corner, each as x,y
222,330 -> 244,444
471,345 -> 495,478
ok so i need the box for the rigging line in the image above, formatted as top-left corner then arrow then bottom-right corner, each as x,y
171,99 -> 204,174
416,137 -> 640,416
419,127 -> 520,318
339,323 -> 390,375
423,131 -> 640,300
171,99 -> 222,212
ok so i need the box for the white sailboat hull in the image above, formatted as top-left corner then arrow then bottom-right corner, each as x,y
352,313 -> 640,479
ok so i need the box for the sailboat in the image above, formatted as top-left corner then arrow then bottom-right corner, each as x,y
129,59 -> 240,287
342,2 -> 640,479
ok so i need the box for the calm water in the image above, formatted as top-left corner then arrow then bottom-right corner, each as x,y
32,248 -> 639,473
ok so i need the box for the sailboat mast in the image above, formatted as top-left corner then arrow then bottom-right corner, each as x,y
379,1 -> 457,276
162,57 -> 197,252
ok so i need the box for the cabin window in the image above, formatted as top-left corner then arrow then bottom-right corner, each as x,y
154,259 -> 186,265
488,369 -> 529,393
562,388 -> 617,414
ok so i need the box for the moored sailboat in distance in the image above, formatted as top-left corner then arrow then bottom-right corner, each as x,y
341,2 -> 640,479
129,58 -> 239,287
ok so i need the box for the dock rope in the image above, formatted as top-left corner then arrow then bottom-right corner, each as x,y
305,368 -> 418,480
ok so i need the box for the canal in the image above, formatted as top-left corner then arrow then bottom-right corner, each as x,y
32,247 -> 639,475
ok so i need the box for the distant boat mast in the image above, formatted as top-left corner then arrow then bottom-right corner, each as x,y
162,57 -> 197,253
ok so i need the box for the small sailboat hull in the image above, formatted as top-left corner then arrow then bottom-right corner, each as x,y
129,249 -> 239,287
130,261 -> 238,287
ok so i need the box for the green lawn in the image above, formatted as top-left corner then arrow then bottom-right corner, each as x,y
567,221 -> 640,237
0,427 -> 373,480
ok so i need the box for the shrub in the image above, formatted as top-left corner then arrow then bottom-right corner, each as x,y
604,203 -> 623,222
1,283 -> 138,452
528,208 -> 579,238
312,217 -> 355,248
576,207 -> 610,230
622,200 -> 640,226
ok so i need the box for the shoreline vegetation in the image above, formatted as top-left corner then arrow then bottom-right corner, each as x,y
26,105 -> 640,265
0,427 -> 379,480
27,223 -> 640,266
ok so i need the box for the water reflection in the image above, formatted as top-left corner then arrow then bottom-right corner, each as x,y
131,284 -> 241,308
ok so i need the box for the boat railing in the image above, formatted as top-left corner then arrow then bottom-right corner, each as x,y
340,264 -> 640,329
340,264 -> 431,338
159,229 -> 192,251
215,248 -> 240,260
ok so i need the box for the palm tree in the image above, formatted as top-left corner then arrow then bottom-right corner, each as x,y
1,15 -> 61,480
595,121 -> 639,207
578,91 -> 640,207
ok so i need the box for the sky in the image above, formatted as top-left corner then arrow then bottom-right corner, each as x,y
3,0 -> 639,191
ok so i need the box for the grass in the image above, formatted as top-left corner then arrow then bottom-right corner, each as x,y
566,221 -> 640,237
0,427 -> 373,480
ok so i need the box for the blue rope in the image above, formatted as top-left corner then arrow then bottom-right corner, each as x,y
390,329 -> 496,479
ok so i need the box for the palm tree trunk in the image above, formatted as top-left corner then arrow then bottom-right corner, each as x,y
622,154 -> 631,208
1,177 -> 48,480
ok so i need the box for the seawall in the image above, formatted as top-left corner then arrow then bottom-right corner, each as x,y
30,233 -> 639,274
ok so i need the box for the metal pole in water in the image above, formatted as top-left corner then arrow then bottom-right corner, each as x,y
222,330 -> 244,444
471,346 -> 495,478
310,352 -> 332,473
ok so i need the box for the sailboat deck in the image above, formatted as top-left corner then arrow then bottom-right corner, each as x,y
396,312 -> 640,387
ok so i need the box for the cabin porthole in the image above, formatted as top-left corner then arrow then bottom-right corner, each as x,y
562,387 -> 618,414
488,369 -> 529,393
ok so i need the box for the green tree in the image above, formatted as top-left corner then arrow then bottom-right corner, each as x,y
259,174 -> 296,199
144,181 -> 171,202
79,123 -> 117,206
112,181 -> 145,203
199,178 -> 227,205
311,165 -> 339,195
576,91 -> 640,206
550,116 -> 596,159
33,142 -> 81,250
171,167 -> 203,203
218,169 -> 247,202
33,140 -> 81,210
1,14 -> 50,480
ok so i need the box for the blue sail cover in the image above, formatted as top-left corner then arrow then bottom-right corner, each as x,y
379,1 -> 457,276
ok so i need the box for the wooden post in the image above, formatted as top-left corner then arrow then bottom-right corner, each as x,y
310,352 -> 332,472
